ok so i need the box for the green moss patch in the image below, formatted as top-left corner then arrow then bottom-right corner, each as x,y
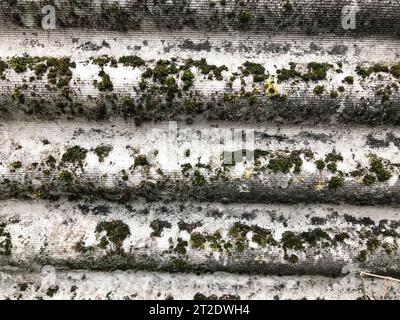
190,231 -> 226,252
301,62 -> 333,82
241,61 -> 268,82
328,176 -> 345,190
356,64 -> 390,78
95,220 -> 130,249
118,55 -> 145,68
93,145 -> 113,162
150,219 -> 172,237
228,222 -> 277,251
0,223 -> 12,256
61,145 -> 88,167
134,154 -> 149,168
267,151 -> 303,174
93,70 -> 113,91
368,155 -> 392,182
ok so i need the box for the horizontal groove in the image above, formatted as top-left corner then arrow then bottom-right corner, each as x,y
1,269 -> 397,300
0,200 -> 400,276
0,47 -> 398,124
0,121 -> 399,204
1,0 -> 400,35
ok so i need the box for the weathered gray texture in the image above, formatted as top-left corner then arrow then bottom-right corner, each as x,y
0,0 -> 399,300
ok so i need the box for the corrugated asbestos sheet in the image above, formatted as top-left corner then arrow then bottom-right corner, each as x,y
0,0 -> 400,300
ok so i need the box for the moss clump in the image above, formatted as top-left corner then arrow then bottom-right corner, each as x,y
46,57 -> 76,88
366,238 -> 381,252
0,59 -> 8,79
277,62 -> 332,82
193,293 -> 217,300
181,70 -> 195,90
300,229 -> 330,246
181,163 -> 193,176
282,228 -> 331,254
328,176 -> 345,190
229,222 -> 277,250
301,62 -> 333,82
190,231 -> 224,252
8,56 -> 36,73
334,232 -> 350,243
192,170 -> 206,186
0,223 -> 12,256
283,0 -> 294,12
150,219 -> 172,237
95,220 -> 130,249
61,145 -> 88,167
93,145 -> 112,162
369,155 -> 392,182
281,231 -> 303,250
134,154 -> 149,168
46,286 -> 59,297
91,55 -> 118,67
254,149 -> 269,160
338,86 -> 345,93
185,58 -> 227,80
33,63 -> 47,78
18,283 -> 28,292
118,55 -> 145,68
11,88 -> 24,103
59,170 -> 73,182
45,155 -> 57,168
190,232 -> 207,249
377,85 -> 393,103
343,76 -> 354,84
9,161 -> 22,170
313,85 -> 324,95
171,258 -> 189,272
277,62 -> 300,81
315,159 -> 325,171
390,64 -> 400,78
330,90 -> 338,98
356,64 -> 389,78
174,237 -> 188,255
6,56 -> 75,88
143,59 -> 177,84
327,162 -> 337,173
267,151 -> 302,174
238,9 -> 251,24
242,61 -> 267,82
93,70 -> 113,91
325,151 -> 343,163
357,250 -> 368,262
362,174 -> 377,186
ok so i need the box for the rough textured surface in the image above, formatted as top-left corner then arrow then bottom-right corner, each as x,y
0,0 -> 399,300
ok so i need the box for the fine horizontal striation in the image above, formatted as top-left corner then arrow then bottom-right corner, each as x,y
0,122 -> 399,205
1,269 -> 398,300
1,0 -> 399,300
1,200 -> 400,276
0,33 -> 399,124
1,0 -> 400,36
